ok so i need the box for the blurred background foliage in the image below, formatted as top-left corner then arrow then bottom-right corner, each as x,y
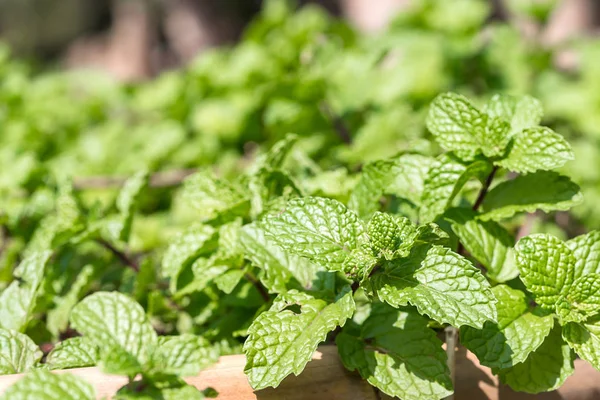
2,0 -> 600,346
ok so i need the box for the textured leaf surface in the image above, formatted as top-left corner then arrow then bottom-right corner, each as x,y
556,274 -> 600,323
70,292 -> 157,374
515,234 -> 575,310
461,285 -> 554,368
0,329 -> 42,374
368,212 -> 402,260
497,127 -> 574,173
47,337 -> 98,370
371,245 -> 497,328
445,208 -> 518,282
480,172 -> 582,221
240,224 -> 321,293
243,289 -> 355,389
150,334 -> 218,376
0,251 -> 52,331
336,305 -> 452,400
0,369 -> 95,400
420,155 -> 491,223
566,231 -> 600,280
562,315 -> 600,370
484,94 -> 543,136
260,197 -> 365,272
499,326 -> 574,394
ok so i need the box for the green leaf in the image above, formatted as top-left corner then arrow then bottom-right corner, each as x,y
0,251 -> 52,331
70,292 -> 157,375
112,170 -> 149,242
420,155 -> 492,223
556,274 -> 600,324
243,288 -> 355,389
46,337 -> 98,370
367,212 -> 401,260
336,304 -> 452,400
371,245 -> 497,328
496,127 -> 574,173
566,230 -> 600,280
445,208 -> 518,282
0,329 -> 42,374
0,369 -> 95,400
149,334 -> 218,377
161,224 -> 217,291
240,223 -> 322,293
480,172 -> 582,221
260,197 -> 366,272
484,94 -> 543,136
214,270 -> 245,294
115,377 -> 205,400
253,133 -> 298,172
499,325 -> 574,394
515,234 -> 575,310
182,169 -> 250,221
461,285 -> 554,368
562,315 -> 600,370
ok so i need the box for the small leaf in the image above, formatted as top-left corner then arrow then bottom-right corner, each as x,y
368,212 -> 402,259
480,172 -> 582,221
484,94 -> 543,136
371,245 -> 497,328
260,197 -> 366,272
562,315 -> 600,370
113,170 -> 149,242
214,270 -> 245,294
0,370 -> 95,400
0,329 -> 42,374
556,274 -> 600,324
515,234 -> 575,310
336,304 -> 452,400
445,208 -> 518,282
70,292 -> 157,375
461,285 -> 554,368
46,337 -> 98,370
496,127 -> 574,173
149,334 -> 218,377
243,288 -> 355,389
499,325 -> 574,394
566,230 -> 600,281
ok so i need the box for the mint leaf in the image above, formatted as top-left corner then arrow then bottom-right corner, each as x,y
149,334 -> 218,377
241,223 -> 322,293
496,127 -> 574,173
0,370 -> 95,400
260,197 -> 366,272
515,234 -> 575,310
445,208 -> 518,282
253,133 -> 298,171
336,304 -> 452,400
484,94 -> 543,136
0,251 -> 52,331
367,212 -> 402,260
0,329 -> 42,374
70,292 -> 157,375
111,170 -> 149,242
371,245 -> 497,328
566,230 -> 600,280
480,172 -> 582,221
214,269 -> 245,294
556,274 -> 600,324
46,337 -> 98,370
499,325 -> 574,393
562,315 -> 600,370
386,154 -> 436,207
461,285 -> 554,368
420,155 -> 491,223
243,288 -> 355,389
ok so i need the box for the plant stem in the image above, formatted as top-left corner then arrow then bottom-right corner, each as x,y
245,272 -> 270,303
96,239 -> 139,272
472,166 -> 498,211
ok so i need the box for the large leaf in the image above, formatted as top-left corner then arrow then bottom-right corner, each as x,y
461,285 -> 554,368
70,292 -> 157,375
480,172 -> 582,221
336,305 -> 452,400
562,315 -> 600,370
243,288 -> 355,389
46,337 -> 98,370
515,234 -> 575,310
260,197 -> 365,272
370,245 -> 497,328
496,127 -> 573,173
0,329 -> 42,374
445,208 -> 518,282
499,325 -> 574,394
0,370 -> 95,400
556,274 -> 600,324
